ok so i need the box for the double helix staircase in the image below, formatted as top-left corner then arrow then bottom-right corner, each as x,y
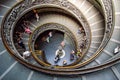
0,0 -> 120,80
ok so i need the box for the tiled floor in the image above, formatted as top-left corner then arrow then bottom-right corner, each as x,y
37,31 -> 76,66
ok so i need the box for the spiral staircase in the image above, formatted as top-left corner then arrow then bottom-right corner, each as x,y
0,0 -> 120,80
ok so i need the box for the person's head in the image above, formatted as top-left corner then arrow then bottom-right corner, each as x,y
58,46 -> 62,51
63,60 -> 66,62
33,9 -> 37,13
71,50 -> 74,53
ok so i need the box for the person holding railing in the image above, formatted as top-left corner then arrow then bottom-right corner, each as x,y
23,20 -> 30,27
15,31 -> 23,39
17,38 -> 26,51
24,27 -> 32,35
33,9 -> 40,22
23,51 -> 31,59
48,31 -> 52,38
63,60 -> 67,65
78,27 -> 83,34
60,40 -> 65,48
45,31 -> 53,43
70,50 -> 75,61
22,20 -> 32,35
76,49 -> 82,59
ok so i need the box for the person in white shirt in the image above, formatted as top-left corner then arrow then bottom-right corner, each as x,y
48,31 -> 52,38
63,60 -> 67,65
114,46 -> 120,54
23,51 -> 31,59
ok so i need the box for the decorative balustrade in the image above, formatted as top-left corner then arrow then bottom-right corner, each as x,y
2,0 -> 92,57
98,0 -> 114,44
29,23 -> 77,51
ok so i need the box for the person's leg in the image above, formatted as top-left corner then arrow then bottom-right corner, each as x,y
21,43 -> 26,51
46,37 -> 50,43
36,13 -> 39,21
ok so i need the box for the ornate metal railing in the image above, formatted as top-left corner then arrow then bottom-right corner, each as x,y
31,50 -> 51,67
29,23 -> 78,50
1,0 -> 91,57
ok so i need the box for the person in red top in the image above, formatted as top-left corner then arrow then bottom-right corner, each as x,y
24,27 -> 32,34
